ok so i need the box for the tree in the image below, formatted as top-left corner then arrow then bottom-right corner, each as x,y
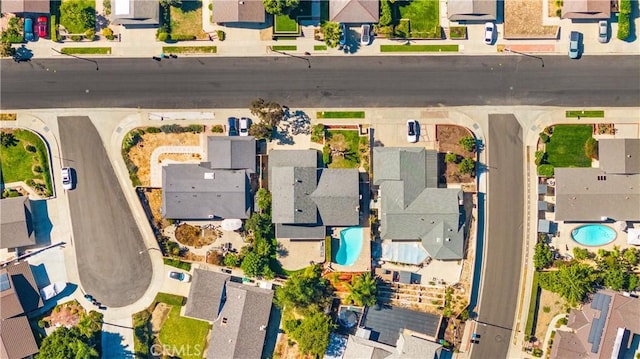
538,262 -> 597,305
458,135 -> 476,152
262,0 -> 299,15
623,248 -> 638,266
379,0 -> 392,26
248,122 -> 273,140
573,247 -> 590,261
445,152 -> 459,164
1,132 -> 18,147
256,188 -> 272,214
534,242 -> 553,270
240,251 -> 266,278
37,327 -> 99,359
249,98 -> 284,127
345,273 -> 378,307
286,310 -> 336,358
458,158 -> 475,175
322,22 -> 341,48
0,39 -> 15,57
275,265 -> 333,313
628,274 -> 639,291
59,1 -> 96,34
224,253 -> 239,267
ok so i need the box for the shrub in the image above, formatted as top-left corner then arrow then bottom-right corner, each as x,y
458,157 -> 475,175
394,19 -> 410,38
70,35 -> 83,41
539,132 -> 549,143
543,306 -> 551,313
322,144 -> 331,165
26,145 -> 37,152
84,29 -> 95,40
217,30 -> 225,41
185,124 -> 204,133
535,151 -> 547,166
170,34 -> 196,41
211,125 -> 224,133
618,13 -> 630,40
458,135 -> 476,152
160,124 -> 182,133
311,124 -> 325,143
209,3 -> 213,10
538,164 -> 554,177
157,32 -> 170,42
102,27 -> 114,40
557,317 -> 568,327
573,247 -> 590,260
33,165 -> 43,173
145,126 -> 161,133
103,0 -> 112,15
50,15 -> 58,42
445,152 -> 458,163
379,0 -> 392,26
584,138 -> 598,159
224,253 -> 239,267
532,348 -> 543,357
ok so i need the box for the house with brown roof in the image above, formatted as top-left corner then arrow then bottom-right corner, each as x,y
212,0 -> 266,23
550,290 -> 640,359
447,0 -> 497,21
330,0 -> 379,23
1,0 -> 50,14
0,196 -> 35,250
0,261 -> 43,359
554,139 -> 640,222
561,0 -> 610,19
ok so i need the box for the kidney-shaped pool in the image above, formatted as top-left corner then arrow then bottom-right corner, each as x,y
571,224 -> 617,247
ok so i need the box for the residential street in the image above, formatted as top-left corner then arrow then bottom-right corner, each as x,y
1,55 -> 639,110
57,116 -> 153,308
470,115 -> 524,359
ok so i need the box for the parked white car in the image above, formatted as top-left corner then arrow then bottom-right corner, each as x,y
598,20 -> 608,43
360,24 -> 371,45
484,22 -> 495,44
61,167 -> 73,190
239,117 -> 250,136
407,120 -> 418,143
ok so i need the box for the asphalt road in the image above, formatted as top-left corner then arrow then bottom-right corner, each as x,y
58,116 -> 152,308
470,115 -> 524,359
1,55 -> 639,109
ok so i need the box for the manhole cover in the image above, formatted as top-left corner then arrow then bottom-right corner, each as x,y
495,334 -> 504,342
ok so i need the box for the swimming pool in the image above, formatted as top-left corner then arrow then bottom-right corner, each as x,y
571,224 -> 617,246
335,227 -> 364,266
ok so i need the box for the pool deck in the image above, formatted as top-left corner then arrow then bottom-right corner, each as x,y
277,238 -> 325,271
330,227 -> 371,273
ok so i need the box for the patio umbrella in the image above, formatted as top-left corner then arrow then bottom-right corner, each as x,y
221,219 -> 242,231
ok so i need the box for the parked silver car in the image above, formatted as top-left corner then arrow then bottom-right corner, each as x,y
598,20 -> 608,43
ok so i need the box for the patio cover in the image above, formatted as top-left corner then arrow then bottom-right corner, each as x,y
381,242 -> 428,265
628,228 -> 640,245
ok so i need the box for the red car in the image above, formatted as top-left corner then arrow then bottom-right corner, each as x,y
36,16 -> 47,38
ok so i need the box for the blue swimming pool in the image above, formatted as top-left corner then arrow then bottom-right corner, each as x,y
335,227 -> 364,266
571,224 -> 617,246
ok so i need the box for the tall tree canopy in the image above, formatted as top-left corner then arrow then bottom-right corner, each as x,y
37,327 -> 99,359
345,273 -> 378,307
285,310 -> 336,358
275,265 -> 333,313
538,262 -> 597,305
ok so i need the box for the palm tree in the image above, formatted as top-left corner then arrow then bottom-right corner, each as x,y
345,273 -> 378,307
0,132 -> 18,148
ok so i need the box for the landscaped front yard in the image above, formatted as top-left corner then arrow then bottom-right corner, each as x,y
544,125 -> 593,168
167,1 -> 208,40
324,129 -> 368,170
0,129 -> 53,196
158,306 -> 210,359
59,0 -> 96,35
396,0 -> 439,38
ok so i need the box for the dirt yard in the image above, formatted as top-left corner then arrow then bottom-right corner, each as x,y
144,188 -> 165,229
274,334 -> 314,359
151,303 -> 171,334
504,0 -> 559,38
127,132 -> 201,186
157,153 -> 201,163
534,289 -> 567,343
436,125 -> 475,184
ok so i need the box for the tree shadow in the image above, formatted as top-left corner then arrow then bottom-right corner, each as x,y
30,199 -> 53,246
179,0 -> 202,13
101,331 -> 135,359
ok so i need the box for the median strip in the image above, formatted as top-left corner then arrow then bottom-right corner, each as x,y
317,111 -> 365,119
566,110 -> 605,118
60,47 -> 111,55
380,44 -> 459,53
271,45 -> 297,51
162,46 -> 217,54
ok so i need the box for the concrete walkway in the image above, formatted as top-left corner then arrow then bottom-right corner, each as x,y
540,314 -> 569,358
149,145 -> 203,187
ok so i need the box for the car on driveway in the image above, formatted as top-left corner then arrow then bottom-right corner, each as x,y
61,167 -> 73,190
227,117 -> 239,136
598,20 -> 608,43
569,31 -> 581,59
484,22 -> 495,45
339,23 -> 347,46
360,24 -> 371,45
407,120 -> 418,143
37,16 -> 47,38
24,18 -> 34,42
239,117 -> 250,136
168,271 -> 191,282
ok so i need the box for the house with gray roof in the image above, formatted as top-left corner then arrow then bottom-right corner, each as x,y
212,0 -> 266,23
269,149 -> 359,240
447,0 -> 497,21
554,139 -> 640,222
561,0 -> 610,19
1,0 -> 50,14
185,269 -> 274,359
344,331 -> 445,359
0,197 -> 35,250
360,305 -> 442,346
111,0 -> 160,25
330,0 -> 379,23
162,136 -> 256,220
550,290 -> 640,359
373,148 -> 464,263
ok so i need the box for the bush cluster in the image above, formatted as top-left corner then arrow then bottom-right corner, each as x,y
618,0 -> 632,40
170,34 -> 196,41
159,124 -> 203,133
539,132 -> 550,143
210,124 -> 224,133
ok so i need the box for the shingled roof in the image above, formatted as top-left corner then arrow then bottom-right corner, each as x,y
1,0 -> 50,13
0,197 -> 35,249
0,316 -> 39,359
448,0 -> 497,21
561,0 -> 610,19
212,0 -> 266,23
330,0 -> 379,23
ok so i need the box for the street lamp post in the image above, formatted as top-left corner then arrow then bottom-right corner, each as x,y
503,47 -> 545,68
269,46 -> 311,69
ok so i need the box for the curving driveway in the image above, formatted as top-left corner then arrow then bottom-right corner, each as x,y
58,116 -> 152,307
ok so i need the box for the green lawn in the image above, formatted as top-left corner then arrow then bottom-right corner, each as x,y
0,129 -> 52,196
317,111 -> 365,119
314,45 -> 327,51
170,1 -> 207,40
396,0 -> 440,38
566,110 -> 605,118
60,0 -> 95,34
272,45 -> 297,51
158,306 -> 210,359
380,44 -> 458,52
163,258 -> 192,271
545,125 -> 593,168
274,14 -> 299,33
61,47 -> 111,54
154,292 -> 185,306
162,46 -> 217,54
326,130 -> 361,169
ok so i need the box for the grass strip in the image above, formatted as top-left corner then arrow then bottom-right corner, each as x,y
154,292 -> 185,306
60,47 -> 111,55
317,111 -> 365,119
162,46 -> 217,54
565,110 -> 605,118
524,271 -> 540,337
271,45 -> 297,51
314,44 -> 327,51
164,258 -> 192,271
380,44 -> 458,52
